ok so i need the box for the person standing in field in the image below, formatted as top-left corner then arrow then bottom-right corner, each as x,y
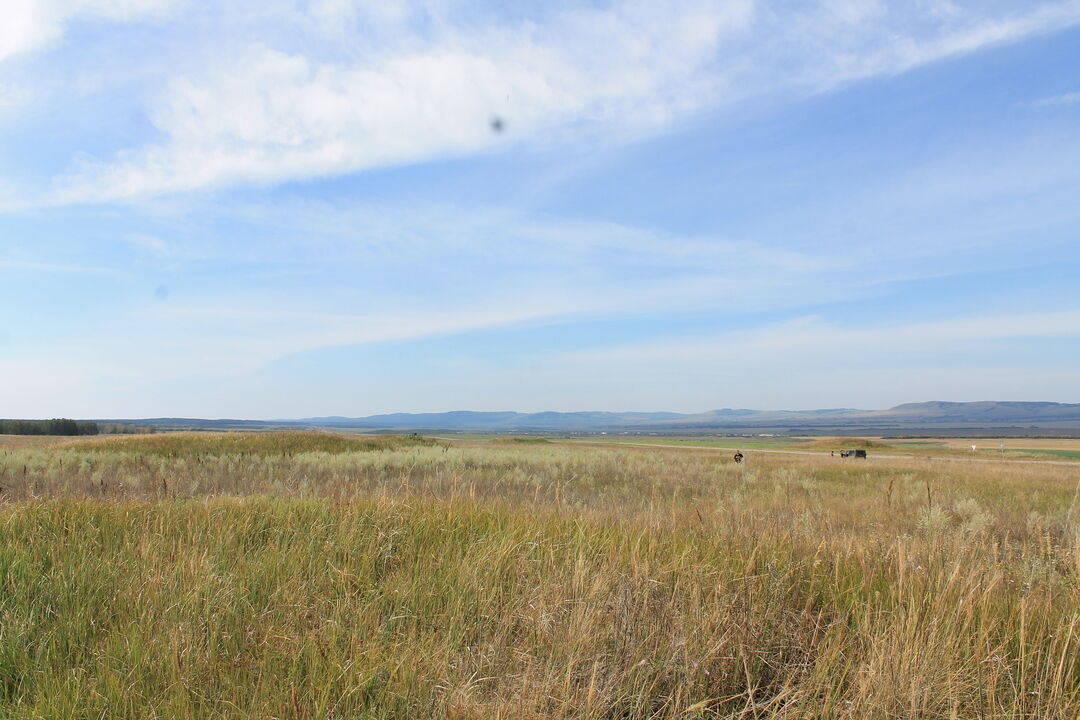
733,451 -> 744,464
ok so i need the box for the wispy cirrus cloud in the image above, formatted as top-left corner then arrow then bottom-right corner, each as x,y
1027,90 -> 1080,107
53,0 -> 750,201
502,309 -> 1080,409
50,0 -> 1080,203
4,1 -> 1080,417
0,257 -> 115,273
564,309 -> 1080,365
124,233 -> 171,257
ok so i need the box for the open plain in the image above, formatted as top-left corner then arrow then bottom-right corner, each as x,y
0,431 -> 1077,719
577,435 -> 1080,462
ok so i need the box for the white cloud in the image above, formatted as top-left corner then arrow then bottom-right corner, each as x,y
55,0 -> 750,201
789,1 -> 1080,89
479,309 -> 1080,410
144,303 -> 571,376
0,0 -> 179,62
35,289 -> 603,388
52,0 -> 1080,203
0,0 -> 63,61
125,233 -> 170,256
0,80 -> 34,112
0,257 -> 115,273
0,207 -> 841,387
1028,90 -> 1080,107
563,309 -> 1080,367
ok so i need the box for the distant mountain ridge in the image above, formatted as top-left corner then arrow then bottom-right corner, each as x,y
94,401 -> 1080,432
864,401 -> 1080,422
296,410 -> 693,430
278,401 -> 1080,430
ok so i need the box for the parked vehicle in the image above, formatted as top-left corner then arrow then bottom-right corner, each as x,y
840,449 -> 867,458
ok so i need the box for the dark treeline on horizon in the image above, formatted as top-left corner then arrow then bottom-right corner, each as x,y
0,419 -> 99,436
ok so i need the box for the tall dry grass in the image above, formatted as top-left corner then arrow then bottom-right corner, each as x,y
0,433 -> 1076,718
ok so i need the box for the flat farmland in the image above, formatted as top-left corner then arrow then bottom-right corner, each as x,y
0,432 -> 1076,718
931,438 -> 1080,460
934,438 -> 1080,451
578,434 -> 1080,462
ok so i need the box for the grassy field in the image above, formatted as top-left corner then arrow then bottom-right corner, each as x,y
574,437 -> 810,450
936,438 -> 1080,451
57,431 -> 435,457
0,432 -> 1077,718
580,434 -> 1080,461
1007,449 -> 1080,460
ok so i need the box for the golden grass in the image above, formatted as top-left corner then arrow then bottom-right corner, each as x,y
55,430 -> 433,457
0,434 -> 1076,718
0,435 -> 72,449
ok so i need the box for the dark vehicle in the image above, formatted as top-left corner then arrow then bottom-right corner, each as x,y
840,449 -> 867,458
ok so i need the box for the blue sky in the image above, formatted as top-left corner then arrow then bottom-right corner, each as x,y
2,0 -> 1079,418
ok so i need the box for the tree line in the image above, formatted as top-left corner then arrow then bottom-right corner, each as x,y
0,419 -> 99,436
99,424 -> 156,435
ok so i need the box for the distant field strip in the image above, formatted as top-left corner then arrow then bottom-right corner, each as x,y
610,441 -> 1080,467
1008,448 -> 1080,459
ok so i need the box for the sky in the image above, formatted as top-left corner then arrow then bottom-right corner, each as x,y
1,0 -> 1080,419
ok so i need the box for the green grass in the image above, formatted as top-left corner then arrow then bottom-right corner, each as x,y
0,434 -> 1077,718
1007,448 -> 1080,460
799,438 -> 891,450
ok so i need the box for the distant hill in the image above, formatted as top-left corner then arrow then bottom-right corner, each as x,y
855,401 -> 1080,423
97,401 -> 1080,433
292,410 -> 689,430
282,401 -> 1080,431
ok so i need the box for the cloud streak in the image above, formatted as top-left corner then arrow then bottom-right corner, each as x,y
53,0 -> 749,201
0,257 -> 115,273
561,309 -> 1080,367
51,0 -> 1080,203
1028,90 -> 1080,107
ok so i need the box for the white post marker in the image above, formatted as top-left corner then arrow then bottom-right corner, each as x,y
971,444 -> 977,455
